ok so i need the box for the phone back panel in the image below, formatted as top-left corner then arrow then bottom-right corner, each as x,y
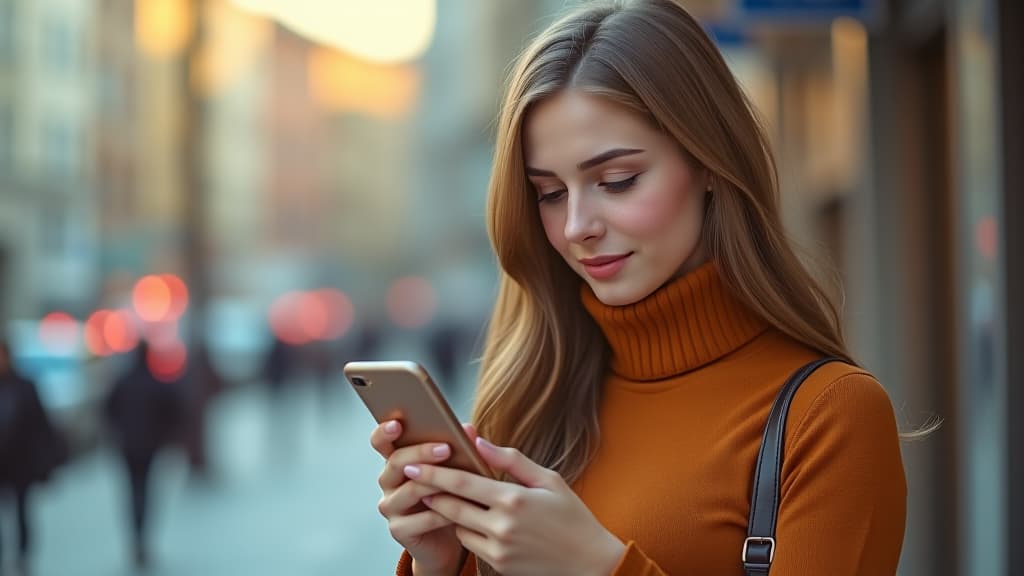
343,360 -> 491,477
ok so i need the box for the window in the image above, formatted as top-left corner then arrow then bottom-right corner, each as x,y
0,1 -> 13,64
0,103 -> 12,172
44,120 -> 77,178
44,16 -> 75,75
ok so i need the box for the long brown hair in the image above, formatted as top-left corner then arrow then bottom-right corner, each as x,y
475,0 -> 852,489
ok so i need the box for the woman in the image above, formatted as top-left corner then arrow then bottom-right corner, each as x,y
371,1 -> 907,574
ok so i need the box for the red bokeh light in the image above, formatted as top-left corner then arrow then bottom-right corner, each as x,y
387,276 -> 436,329
147,339 -> 187,383
316,288 -> 354,340
298,291 -> 329,341
269,291 -> 308,345
39,312 -> 80,353
975,216 -> 998,261
269,289 -> 357,343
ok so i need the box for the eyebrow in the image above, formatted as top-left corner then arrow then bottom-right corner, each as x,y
525,148 -> 645,177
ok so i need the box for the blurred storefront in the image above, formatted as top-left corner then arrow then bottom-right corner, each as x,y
859,0 -> 1020,574
697,1 -> 1020,574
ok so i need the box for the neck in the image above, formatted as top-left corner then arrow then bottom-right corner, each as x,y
581,261 -> 768,381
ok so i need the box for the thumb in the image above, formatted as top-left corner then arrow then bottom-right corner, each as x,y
475,437 -> 555,489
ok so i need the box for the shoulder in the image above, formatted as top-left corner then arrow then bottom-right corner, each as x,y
785,360 -> 901,447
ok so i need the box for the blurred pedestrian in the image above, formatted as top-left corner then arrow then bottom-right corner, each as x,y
0,339 -> 68,576
427,322 -> 464,393
183,341 -> 226,481
103,341 -> 184,570
262,336 -> 293,396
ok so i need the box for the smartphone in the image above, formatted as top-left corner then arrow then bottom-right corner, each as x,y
343,360 -> 493,478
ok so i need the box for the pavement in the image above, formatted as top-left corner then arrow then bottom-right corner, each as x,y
1,347 -> 476,576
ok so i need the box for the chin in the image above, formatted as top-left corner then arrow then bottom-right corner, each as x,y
588,281 -> 655,307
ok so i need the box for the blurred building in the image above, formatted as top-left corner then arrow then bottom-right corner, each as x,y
700,1 -> 1021,575
0,0 -> 99,323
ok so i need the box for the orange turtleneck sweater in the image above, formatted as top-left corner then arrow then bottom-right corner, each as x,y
397,262 -> 906,575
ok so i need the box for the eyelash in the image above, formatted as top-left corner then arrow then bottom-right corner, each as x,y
536,174 -> 640,204
601,174 -> 639,192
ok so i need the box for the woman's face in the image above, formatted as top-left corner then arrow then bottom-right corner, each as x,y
524,90 -> 709,306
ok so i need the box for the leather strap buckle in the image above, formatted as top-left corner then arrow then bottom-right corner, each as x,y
742,536 -> 776,564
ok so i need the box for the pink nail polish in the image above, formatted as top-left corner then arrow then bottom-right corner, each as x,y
476,437 -> 496,451
404,465 -> 421,478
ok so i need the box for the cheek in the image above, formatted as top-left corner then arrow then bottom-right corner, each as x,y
539,209 -> 569,253
616,184 -> 701,237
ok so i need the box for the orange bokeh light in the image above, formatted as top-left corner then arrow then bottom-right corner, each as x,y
84,310 -> 113,356
161,274 -> 190,320
39,312 -> 80,354
387,276 -> 436,329
104,310 -> 140,353
133,275 -> 172,322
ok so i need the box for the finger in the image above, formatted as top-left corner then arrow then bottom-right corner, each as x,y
454,525 -> 496,568
370,420 -> 403,458
403,463 -> 507,507
379,442 -> 454,491
387,509 -> 454,542
423,493 -> 491,535
462,423 -> 478,443
378,480 -> 444,518
475,437 -> 558,489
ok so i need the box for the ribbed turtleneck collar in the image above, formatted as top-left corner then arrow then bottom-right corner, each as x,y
580,262 -> 769,381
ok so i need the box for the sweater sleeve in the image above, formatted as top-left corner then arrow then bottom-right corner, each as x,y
771,373 -> 907,575
395,550 -> 476,576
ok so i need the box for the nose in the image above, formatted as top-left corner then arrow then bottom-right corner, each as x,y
564,189 -> 604,244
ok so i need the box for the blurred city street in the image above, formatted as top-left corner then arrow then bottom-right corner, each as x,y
0,0 -> 1019,574
9,352 -> 474,576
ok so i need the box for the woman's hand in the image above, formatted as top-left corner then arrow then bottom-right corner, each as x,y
371,420 -> 479,576
404,437 -> 627,576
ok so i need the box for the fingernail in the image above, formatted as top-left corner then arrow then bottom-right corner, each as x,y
404,465 -> 421,478
384,421 -> 399,434
476,437 -> 496,451
432,444 -> 450,458
422,496 -> 434,506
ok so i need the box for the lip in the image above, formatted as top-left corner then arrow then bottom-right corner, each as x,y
579,253 -> 632,280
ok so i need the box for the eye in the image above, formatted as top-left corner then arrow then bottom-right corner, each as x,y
600,174 -> 639,193
537,189 -> 567,204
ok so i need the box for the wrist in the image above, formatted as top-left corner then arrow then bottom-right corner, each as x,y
410,559 -> 451,576
411,550 -> 465,576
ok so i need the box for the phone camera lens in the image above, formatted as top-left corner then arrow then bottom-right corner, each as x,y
351,376 -> 368,387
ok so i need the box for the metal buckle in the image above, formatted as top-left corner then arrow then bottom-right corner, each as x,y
742,536 -> 776,564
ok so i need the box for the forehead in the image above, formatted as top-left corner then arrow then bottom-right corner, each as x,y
522,90 -> 661,168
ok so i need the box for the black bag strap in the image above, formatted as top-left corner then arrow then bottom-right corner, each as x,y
743,357 -> 839,576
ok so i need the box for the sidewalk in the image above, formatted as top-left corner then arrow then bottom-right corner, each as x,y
10,371 -> 472,576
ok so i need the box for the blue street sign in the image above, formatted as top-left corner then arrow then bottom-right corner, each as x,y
739,0 -> 875,22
